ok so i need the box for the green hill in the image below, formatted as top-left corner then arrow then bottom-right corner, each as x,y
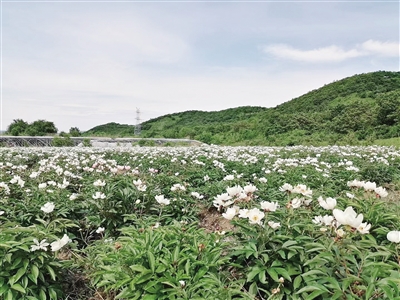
84,71 -> 400,146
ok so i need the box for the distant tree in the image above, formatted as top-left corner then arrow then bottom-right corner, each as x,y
6,119 -> 29,136
59,131 -> 69,137
376,91 -> 400,126
29,120 -> 58,136
69,127 -> 81,137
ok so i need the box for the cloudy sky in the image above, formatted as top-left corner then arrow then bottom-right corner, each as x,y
1,0 -> 399,132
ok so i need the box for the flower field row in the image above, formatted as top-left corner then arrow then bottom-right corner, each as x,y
1,145 -> 400,299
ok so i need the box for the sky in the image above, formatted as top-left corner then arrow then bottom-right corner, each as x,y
1,0 -> 399,132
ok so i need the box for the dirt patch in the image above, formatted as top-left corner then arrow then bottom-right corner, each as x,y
386,190 -> 400,203
198,206 -> 235,233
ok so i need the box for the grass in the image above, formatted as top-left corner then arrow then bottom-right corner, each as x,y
374,137 -> 400,147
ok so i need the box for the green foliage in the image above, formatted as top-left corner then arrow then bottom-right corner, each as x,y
359,164 -> 395,185
228,187 -> 400,299
6,119 -> 29,136
2,137 -> 400,299
69,127 -> 81,137
0,221 -> 76,300
376,90 -> 400,126
82,138 -> 92,147
138,139 -> 157,147
52,135 -> 74,147
28,120 -> 58,136
85,222 -> 250,299
6,119 -> 58,137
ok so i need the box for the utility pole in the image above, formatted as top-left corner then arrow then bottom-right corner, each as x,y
134,108 -> 141,136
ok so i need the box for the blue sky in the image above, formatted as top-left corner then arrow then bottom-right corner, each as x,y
1,0 -> 399,132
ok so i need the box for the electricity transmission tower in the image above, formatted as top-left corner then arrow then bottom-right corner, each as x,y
134,108 -> 141,136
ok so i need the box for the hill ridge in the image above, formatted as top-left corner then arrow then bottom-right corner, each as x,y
84,71 -> 400,146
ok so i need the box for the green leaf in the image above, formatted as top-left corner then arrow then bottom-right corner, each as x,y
248,282 -> 258,296
259,270 -> 267,284
194,266 -> 208,281
247,267 -> 261,282
31,265 -> 39,284
306,290 -> 327,300
301,269 -> 326,279
185,260 -> 190,275
130,265 -> 149,273
296,285 -> 322,294
147,251 -> 156,273
282,240 -> 298,248
136,272 -> 153,285
0,283 -> 8,296
365,284 -> 375,299
293,275 -> 302,290
6,289 -> 14,300
278,250 -> 286,259
173,245 -> 180,261
267,268 -> 279,282
11,284 -> 26,294
48,287 -> 58,300
46,265 -> 56,281
142,294 -> 158,300
9,267 -> 26,286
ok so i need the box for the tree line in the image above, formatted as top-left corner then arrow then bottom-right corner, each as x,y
5,119 -> 81,137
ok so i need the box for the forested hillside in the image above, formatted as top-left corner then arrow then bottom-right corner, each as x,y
84,71 -> 400,145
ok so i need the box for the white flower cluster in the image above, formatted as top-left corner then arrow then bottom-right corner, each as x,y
31,234 -> 71,252
133,179 -> 147,191
347,180 -> 388,198
217,184 -> 280,228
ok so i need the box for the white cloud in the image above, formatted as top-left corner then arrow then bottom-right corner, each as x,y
262,44 -> 365,63
361,40 -> 399,57
263,40 -> 399,63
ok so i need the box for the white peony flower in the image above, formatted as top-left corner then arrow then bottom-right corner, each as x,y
260,201 -> 279,212
357,222 -> 371,234
223,175 -> 235,181
292,184 -> 312,197
374,186 -> 388,198
290,197 -> 303,209
96,227 -> 105,234
69,193 -> 79,200
50,234 -> 71,252
155,195 -> 170,205
222,207 -> 237,220
333,207 -> 363,228
31,239 -> 49,251
38,183 -> 47,189
267,221 -> 281,229
92,192 -> 106,199
387,231 -> 400,243
336,228 -> 345,237
243,184 -> 257,194
41,202 -> 55,213
247,208 -> 265,225
238,209 -> 249,218
347,180 -> 364,188
312,215 -> 334,226
317,197 -> 337,210
279,183 -> 293,193
226,185 -> 243,197
93,179 -> 106,187
191,192 -> 204,199
363,181 -> 377,192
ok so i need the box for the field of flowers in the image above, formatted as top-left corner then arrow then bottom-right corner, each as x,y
1,145 -> 400,300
